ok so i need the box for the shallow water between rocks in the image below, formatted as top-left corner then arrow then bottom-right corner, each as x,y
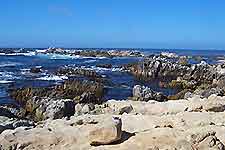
0,48 -> 225,104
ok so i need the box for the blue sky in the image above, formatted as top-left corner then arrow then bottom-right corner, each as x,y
0,0 -> 225,49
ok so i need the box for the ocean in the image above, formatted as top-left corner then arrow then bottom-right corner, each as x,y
0,48 -> 225,104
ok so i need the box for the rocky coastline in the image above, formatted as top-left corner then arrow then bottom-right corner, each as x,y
1,50 -> 225,149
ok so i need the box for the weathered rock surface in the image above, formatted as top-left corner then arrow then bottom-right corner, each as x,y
89,116 -> 122,145
125,55 -> 225,99
132,85 -> 167,102
1,95 -> 225,149
0,107 -> 34,134
10,80 -> 105,121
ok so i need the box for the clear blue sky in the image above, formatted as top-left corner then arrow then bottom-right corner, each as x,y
0,0 -> 225,49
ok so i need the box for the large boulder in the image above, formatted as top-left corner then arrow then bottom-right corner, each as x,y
89,116 -> 122,145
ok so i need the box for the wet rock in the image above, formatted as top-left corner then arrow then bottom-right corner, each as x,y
168,89 -> 192,100
44,99 -> 75,119
0,106 -> 17,118
89,116 -> 122,145
0,116 -> 34,133
30,67 -> 42,73
125,55 -> 224,101
56,67 -> 102,79
200,88 -> 224,98
168,79 -> 197,90
96,64 -> 112,68
10,80 -> 105,121
39,48 -> 143,58
132,85 -> 167,102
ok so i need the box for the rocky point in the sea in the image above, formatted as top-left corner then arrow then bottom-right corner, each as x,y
36,47 -> 143,58
124,53 -> 225,100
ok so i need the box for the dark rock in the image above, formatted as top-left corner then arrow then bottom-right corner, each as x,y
96,64 -> 112,68
132,85 -> 167,102
30,67 -> 42,73
56,67 -> 102,78
200,88 -> 224,98
10,80 -> 105,121
168,89 -> 192,100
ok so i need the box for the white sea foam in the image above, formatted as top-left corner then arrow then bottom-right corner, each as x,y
77,66 -> 123,73
36,53 -> 107,60
37,75 -> 68,81
0,71 -> 21,81
36,49 -> 47,53
83,60 -> 97,63
0,52 -> 36,56
0,80 -> 14,84
0,62 -> 22,67
36,53 -> 75,59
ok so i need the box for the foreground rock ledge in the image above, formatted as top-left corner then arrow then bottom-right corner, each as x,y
1,95 -> 225,150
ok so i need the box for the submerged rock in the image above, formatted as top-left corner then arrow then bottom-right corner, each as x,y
96,64 -> 113,68
30,67 -> 42,73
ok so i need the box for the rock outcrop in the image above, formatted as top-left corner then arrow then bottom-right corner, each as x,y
132,85 -> 167,102
10,80 -> 105,121
0,107 -> 34,134
2,71 -> 225,150
36,48 -> 143,58
1,102 -> 225,149
125,55 -> 225,99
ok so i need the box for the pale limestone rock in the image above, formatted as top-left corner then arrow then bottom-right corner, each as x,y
1,96 -> 225,149
75,103 -> 83,114
89,117 -> 122,145
82,104 -> 91,114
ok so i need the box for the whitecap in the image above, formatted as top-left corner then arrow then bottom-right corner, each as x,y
77,66 -> 123,73
0,62 -> 22,67
36,49 -> 47,53
83,60 -> 97,63
0,52 -> 36,56
36,53 -> 75,59
0,80 -> 14,84
37,75 -> 68,81
0,71 -> 21,81
36,53 -> 107,60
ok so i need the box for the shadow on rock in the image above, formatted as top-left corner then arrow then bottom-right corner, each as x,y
91,131 -> 135,146
110,131 -> 136,145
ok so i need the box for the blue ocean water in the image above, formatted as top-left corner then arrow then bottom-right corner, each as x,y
0,48 -> 225,104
